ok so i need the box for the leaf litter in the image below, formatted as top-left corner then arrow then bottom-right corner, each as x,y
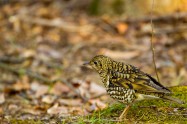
0,1 -> 186,123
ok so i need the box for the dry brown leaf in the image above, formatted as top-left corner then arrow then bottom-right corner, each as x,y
59,99 -> 82,106
42,95 -> 56,104
8,104 -> 19,113
23,108 -> 41,115
50,82 -> 70,95
37,7 -> 49,17
75,79 -> 91,99
0,93 -> 5,104
47,103 -> 68,115
69,107 -> 86,115
8,104 -> 18,110
21,49 -> 36,58
116,22 -> 128,34
99,48 -> 141,60
88,99 -> 107,112
0,107 -> 3,114
13,76 -> 30,91
32,26 -> 43,35
31,82 -> 49,98
46,30 -> 61,42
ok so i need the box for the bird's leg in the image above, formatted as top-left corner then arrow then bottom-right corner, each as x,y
119,104 -> 131,121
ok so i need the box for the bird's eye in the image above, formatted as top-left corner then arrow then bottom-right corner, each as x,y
94,61 -> 98,65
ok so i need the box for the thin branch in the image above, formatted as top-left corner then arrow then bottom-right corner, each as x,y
150,0 -> 160,82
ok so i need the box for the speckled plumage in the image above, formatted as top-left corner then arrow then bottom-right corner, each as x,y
107,86 -> 135,104
84,55 -> 183,120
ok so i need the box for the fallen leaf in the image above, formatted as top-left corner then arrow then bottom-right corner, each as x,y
46,30 -> 61,42
42,95 -> 56,104
77,80 -> 91,99
8,104 -> 19,111
59,99 -> 82,106
116,22 -> 128,34
69,106 -> 86,115
0,93 -> 5,104
47,103 -> 68,115
21,49 -> 36,58
13,76 -> 30,91
23,108 -> 41,115
31,82 -> 49,98
88,99 -> 107,112
72,78 -> 83,88
50,82 -> 70,95
0,107 -> 3,114
13,81 -> 30,91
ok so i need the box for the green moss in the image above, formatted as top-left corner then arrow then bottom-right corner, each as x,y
78,86 -> 187,123
9,119 -> 43,124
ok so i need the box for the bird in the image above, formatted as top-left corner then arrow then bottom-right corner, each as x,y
83,55 -> 184,121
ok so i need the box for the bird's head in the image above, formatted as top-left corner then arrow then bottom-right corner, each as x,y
83,55 -> 111,74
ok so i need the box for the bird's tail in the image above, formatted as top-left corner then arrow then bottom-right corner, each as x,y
162,96 -> 185,104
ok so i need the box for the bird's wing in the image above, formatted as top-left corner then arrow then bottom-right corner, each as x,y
110,65 -> 171,94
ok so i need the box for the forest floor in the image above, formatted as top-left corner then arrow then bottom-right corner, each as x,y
0,1 -> 187,124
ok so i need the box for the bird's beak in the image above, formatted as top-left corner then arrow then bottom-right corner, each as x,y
83,61 -> 92,69
83,61 -> 90,66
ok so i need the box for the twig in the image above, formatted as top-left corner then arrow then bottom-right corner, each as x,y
150,0 -> 160,82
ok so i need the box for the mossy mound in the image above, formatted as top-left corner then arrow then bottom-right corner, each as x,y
80,86 -> 187,124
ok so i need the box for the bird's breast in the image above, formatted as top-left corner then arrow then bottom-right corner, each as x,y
106,86 -> 136,104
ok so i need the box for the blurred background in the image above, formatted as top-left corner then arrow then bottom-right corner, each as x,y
0,0 -> 187,123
